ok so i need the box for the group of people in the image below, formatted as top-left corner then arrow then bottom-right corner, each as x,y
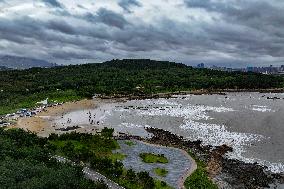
88,111 -> 100,125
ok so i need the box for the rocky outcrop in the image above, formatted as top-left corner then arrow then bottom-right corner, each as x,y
144,127 -> 284,189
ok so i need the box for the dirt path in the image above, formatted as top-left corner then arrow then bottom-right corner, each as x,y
83,167 -> 125,189
53,155 -> 125,189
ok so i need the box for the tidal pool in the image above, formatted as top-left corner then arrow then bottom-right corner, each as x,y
114,140 -> 193,188
54,92 -> 284,173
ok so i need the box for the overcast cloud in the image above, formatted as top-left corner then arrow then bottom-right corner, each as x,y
0,0 -> 284,67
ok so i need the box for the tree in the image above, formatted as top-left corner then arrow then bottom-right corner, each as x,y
126,169 -> 136,181
101,127 -> 114,139
137,171 -> 155,189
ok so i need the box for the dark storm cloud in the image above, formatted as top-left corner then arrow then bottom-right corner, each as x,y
47,20 -> 77,35
0,13 -> 263,62
82,8 -> 130,29
42,0 -> 63,8
0,16 -> 109,59
118,0 -> 141,12
1,1 -> 284,66
114,19 -> 196,51
50,50 -> 94,59
96,8 -> 129,29
183,0 -> 284,61
0,17 -> 43,43
184,0 -> 211,9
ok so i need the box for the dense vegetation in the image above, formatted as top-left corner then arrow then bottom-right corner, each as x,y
0,127 -> 171,189
1,59 -> 284,114
184,151 -> 218,189
0,128 -> 108,189
154,168 -> 168,177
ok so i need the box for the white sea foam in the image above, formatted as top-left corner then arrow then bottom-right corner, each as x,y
228,154 -> 284,173
130,98 -> 179,106
138,104 -> 234,120
113,98 -> 284,173
120,122 -> 144,128
251,105 -> 274,112
252,107 -> 273,112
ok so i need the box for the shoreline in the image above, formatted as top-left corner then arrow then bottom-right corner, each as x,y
2,88 -> 283,117
9,99 -> 101,136
144,127 -> 284,189
10,98 -> 198,189
9,96 -> 284,188
99,88 -> 284,101
8,90 -> 283,136
9,98 -> 128,137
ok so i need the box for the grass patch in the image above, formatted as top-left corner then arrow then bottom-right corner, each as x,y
184,151 -> 218,189
117,169 -> 173,189
48,131 -> 119,162
110,153 -> 127,161
125,140 -> 135,146
140,153 -> 169,164
154,180 -> 173,189
154,168 -> 168,177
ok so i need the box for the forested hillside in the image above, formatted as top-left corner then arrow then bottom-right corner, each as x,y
0,59 -> 283,114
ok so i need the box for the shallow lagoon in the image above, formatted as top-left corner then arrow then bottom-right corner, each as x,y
55,92 -> 284,173
114,140 -> 193,188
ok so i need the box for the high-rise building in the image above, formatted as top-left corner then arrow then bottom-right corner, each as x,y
197,63 -> 205,68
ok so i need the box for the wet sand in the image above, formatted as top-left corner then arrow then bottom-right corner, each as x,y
10,99 -> 102,137
40,99 -> 98,117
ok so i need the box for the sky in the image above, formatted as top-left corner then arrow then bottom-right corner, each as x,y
0,0 -> 284,67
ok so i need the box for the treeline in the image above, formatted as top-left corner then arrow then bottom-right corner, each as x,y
0,59 -> 283,114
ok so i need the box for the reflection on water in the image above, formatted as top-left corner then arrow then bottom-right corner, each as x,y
55,92 -> 284,173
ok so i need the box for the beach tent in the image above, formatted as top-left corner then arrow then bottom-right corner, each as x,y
37,98 -> 48,105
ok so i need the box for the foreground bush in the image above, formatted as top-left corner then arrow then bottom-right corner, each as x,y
0,128 -> 108,189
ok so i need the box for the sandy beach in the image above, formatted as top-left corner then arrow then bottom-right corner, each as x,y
10,99 -> 101,137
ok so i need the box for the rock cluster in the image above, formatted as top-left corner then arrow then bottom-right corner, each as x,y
55,126 -> 81,131
144,127 -> 284,189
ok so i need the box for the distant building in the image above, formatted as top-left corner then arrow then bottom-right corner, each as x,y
197,63 -> 205,68
247,67 -> 254,72
205,64 -> 283,75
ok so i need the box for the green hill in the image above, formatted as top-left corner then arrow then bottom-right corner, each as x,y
0,59 -> 283,114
